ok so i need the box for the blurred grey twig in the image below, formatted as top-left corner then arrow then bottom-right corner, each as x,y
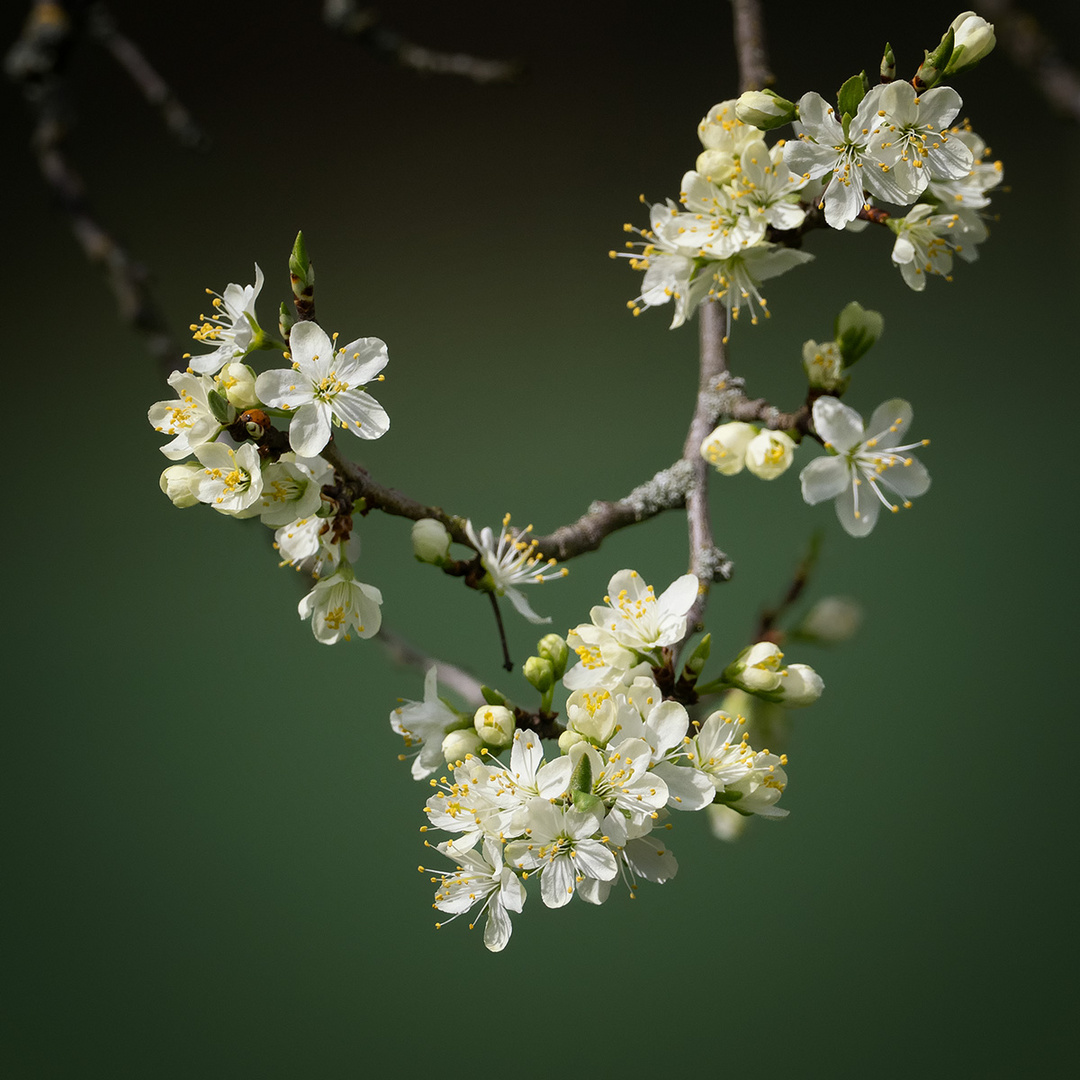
322,0 -> 522,84
979,0 -> 1080,124
377,626 -> 486,708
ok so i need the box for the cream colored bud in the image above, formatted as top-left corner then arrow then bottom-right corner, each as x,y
799,596 -> 863,643
558,729 -> 585,753
945,12 -> 995,72
473,704 -> 515,748
735,89 -> 796,130
217,362 -> 259,410
777,663 -> 824,707
159,464 -> 201,508
412,518 -> 452,565
442,728 -> 483,764
694,149 -> 737,185
744,429 -> 797,480
733,642 -> 784,692
700,421 -> 757,476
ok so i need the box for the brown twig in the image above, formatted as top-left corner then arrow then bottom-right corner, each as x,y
731,0 -> 773,92
322,0 -> 521,84
753,531 -> 823,643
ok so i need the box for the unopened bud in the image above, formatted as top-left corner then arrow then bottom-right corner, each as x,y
159,464 -> 201,508
694,149 -> 738,186
944,12 -> 995,73
777,663 -> 824,707
835,301 -> 884,365
442,728 -> 483,764
700,421 -> 757,476
735,89 -> 797,130
217,362 -> 259,410
797,596 -> 863,643
744,429 -> 797,480
473,704 -> 515,748
565,689 -> 617,746
289,230 -> 315,295
802,339 -> 847,392
558,729 -> 585,753
880,42 -> 896,82
412,518 -> 452,565
537,633 -> 569,678
724,641 -> 784,693
523,656 -> 555,694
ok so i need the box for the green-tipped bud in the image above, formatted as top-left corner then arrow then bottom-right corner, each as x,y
473,704 -> 515,748
289,231 -> 315,295
916,28 -> 954,89
836,72 -> 868,118
481,685 -> 510,707
835,301 -> 884,365
523,656 -> 555,694
802,339 -> 848,393
944,12 -> 995,74
441,728 -> 483,764
411,518 -> 452,565
537,633 -> 569,678
206,388 -> 234,425
159,464 -> 201,508
568,743 -> 594,798
880,42 -> 896,82
681,633 -> 712,681
278,301 -> 295,342
734,89 -> 797,130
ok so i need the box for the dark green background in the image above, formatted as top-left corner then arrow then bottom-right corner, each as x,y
4,1 -> 1077,1075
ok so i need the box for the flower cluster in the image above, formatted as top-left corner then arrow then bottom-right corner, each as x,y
397,569 -> 822,951
149,257 -> 391,643
617,15 -> 1001,332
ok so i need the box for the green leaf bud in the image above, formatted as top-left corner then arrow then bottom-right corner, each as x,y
880,42 -> 896,82
834,301 -> 884,365
537,633 -> 569,678
206,388 -> 234,425
481,685 -> 510,707
289,230 -> 315,296
681,633 -> 712,681
836,72 -> 868,118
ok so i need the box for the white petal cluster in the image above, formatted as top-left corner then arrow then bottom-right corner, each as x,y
410,568 -> 799,951
149,258 -> 394,646
701,422 -> 797,479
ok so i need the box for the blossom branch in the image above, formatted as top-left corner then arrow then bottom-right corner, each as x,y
753,531 -> 822,643
376,626 -> 486,708
322,0 -> 521,85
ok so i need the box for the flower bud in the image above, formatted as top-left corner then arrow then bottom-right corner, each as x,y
797,596 -> 862,643
289,230 -> 315,294
159,463 -> 201,508
412,518 -> 452,565
700,421 -> 757,476
565,689 -> 617,746
880,41 -> 896,82
442,728 -> 483,764
944,12 -> 995,73
537,633 -> 569,678
835,301 -> 884,365
744,429 -> 796,480
473,704 -> 515,748
558,729 -> 585,753
777,663 -> 824,707
802,340 -> 847,392
735,89 -> 797,130
523,656 -> 555,694
725,642 -> 784,692
217,362 -> 259,410
694,149 -> 738,185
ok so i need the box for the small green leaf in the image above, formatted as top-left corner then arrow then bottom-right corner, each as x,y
481,685 -> 509,707
836,72 -> 867,118
207,388 -> 233,425
834,301 -> 885,365
569,750 -> 593,797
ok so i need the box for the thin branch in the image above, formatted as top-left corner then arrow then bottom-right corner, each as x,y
376,626 -> 486,708
753,531 -> 822,643
979,0 -> 1080,124
731,0 -> 773,92
487,593 -> 514,672
6,0 -> 194,373
323,0 -> 521,84
87,4 -> 208,149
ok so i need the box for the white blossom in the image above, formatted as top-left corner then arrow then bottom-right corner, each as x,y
148,371 -> 222,461
255,322 -> 389,457
191,442 -> 264,515
700,421 -> 757,476
185,264 -> 264,375
297,563 -> 382,644
801,396 -> 930,537
391,667 -> 465,780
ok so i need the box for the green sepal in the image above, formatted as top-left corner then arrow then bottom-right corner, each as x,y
837,72 -> 868,118
481,685 -> 510,707
916,28 -> 953,89
278,302 -> 295,343
569,750 -> 593,799
834,301 -> 885,365
206,388 -> 234,425
681,633 -> 712,682
713,789 -> 744,805
571,789 -> 602,814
